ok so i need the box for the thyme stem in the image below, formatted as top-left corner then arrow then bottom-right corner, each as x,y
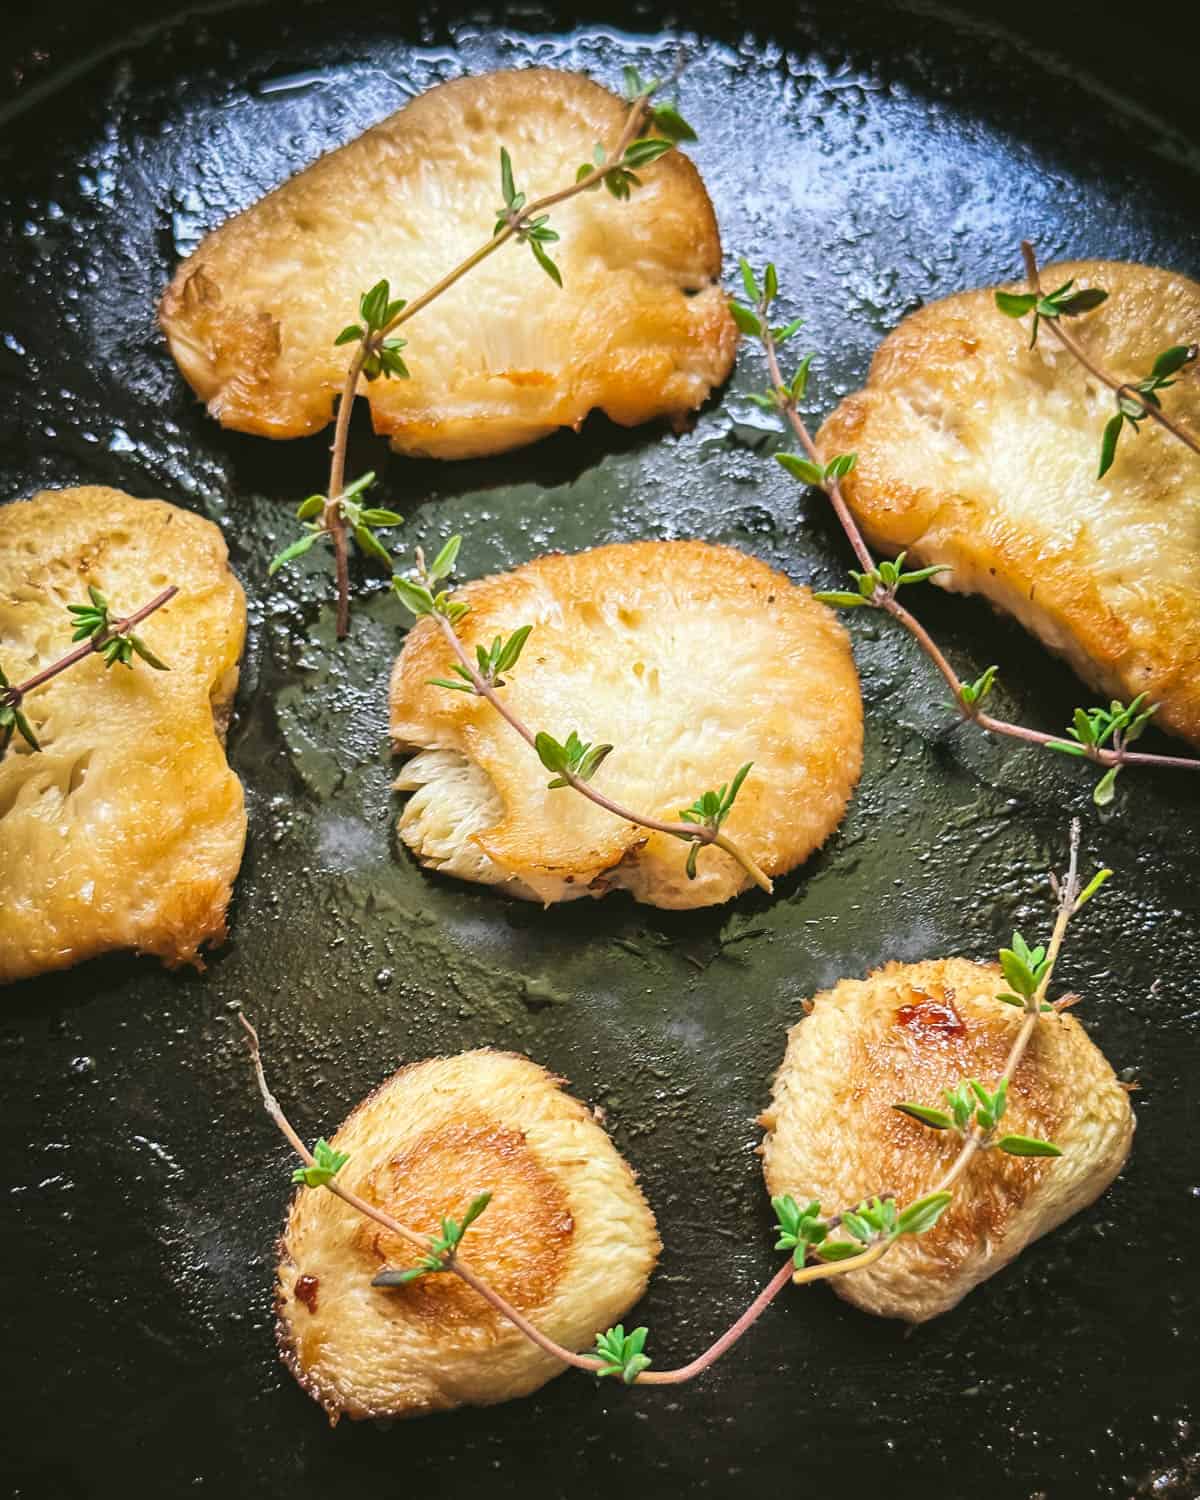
240,1012 -> 796,1383
1,585 -> 178,708
321,92 -> 654,639
325,344 -> 367,640
427,609 -> 774,893
757,321 -> 1200,780
930,820 -> 1080,1197
1021,241 -> 1200,459
634,1261 -> 794,1385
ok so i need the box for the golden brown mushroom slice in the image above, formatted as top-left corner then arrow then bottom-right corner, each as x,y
0,488 -> 246,983
817,260 -> 1200,745
389,540 -> 864,908
276,1049 -> 660,1421
760,958 -> 1134,1322
159,68 -> 737,460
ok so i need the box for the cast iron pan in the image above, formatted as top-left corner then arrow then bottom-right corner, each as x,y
2,2 -> 1198,1496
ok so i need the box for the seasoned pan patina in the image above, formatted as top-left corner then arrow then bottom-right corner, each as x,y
2,2 -> 1198,1497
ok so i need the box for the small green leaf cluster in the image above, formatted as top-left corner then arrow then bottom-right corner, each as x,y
620,64 -> 697,142
822,1196 -> 899,1260
771,1190 -> 953,1268
393,535 -> 470,625
593,1323 -> 651,1384
775,450 -> 857,488
577,141 -> 628,197
0,668 -> 38,754
746,353 -> 812,413
269,472 -> 403,577
336,278 -> 410,380
730,258 -> 774,334
496,148 -> 563,285
576,134 -> 677,201
998,929 -> 1050,1005
429,625 -> 532,694
675,761 -> 753,878
958,664 -> 999,713
1099,344 -> 1197,475
894,1078 -> 1061,1158
994,277 -> 1108,347
813,549 -> 947,610
1047,694 -> 1157,805
771,1195 -> 830,1262
67,585 -> 114,643
292,1137 -> 350,1190
535,729 -> 613,788
371,1192 -> 493,1286
951,1078 -> 1007,1133
68,586 -> 170,671
729,260 -> 808,404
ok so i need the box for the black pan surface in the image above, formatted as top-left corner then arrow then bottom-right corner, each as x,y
2,3 -> 1198,1497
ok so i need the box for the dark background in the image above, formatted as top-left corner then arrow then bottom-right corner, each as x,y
2,2 -> 1198,1496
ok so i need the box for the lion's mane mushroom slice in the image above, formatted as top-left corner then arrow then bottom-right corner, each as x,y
760,958 -> 1134,1322
389,540 -> 863,909
817,259 -> 1200,745
0,487 -> 246,984
160,68 -> 737,460
276,1049 -> 660,1420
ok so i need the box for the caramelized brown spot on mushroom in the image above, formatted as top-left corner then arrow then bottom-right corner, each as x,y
896,987 -> 966,1041
294,1274 -> 320,1314
357,1116 -> 574,1331
842,976 -> 1069,1261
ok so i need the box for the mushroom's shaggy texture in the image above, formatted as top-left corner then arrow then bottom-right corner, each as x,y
0,487 -> 246,983
276,1050 -> 660,1419
390,540 -> 863,908
818,260 -> 1200,745
160,69 -> 736,460
760,958 -> 1134,1322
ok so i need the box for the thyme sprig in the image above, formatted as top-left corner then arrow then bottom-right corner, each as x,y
772,1189 -> 954,1272
811,549 -> 949,610
240,825 -> 1106,1392
765,884 -> 1093,1287
395,540 -> 771,892
594,1324 -> 652,1383
1000,242 -> 1200,475
677,763 -> 753,878
994,276 -> 1108,348
372,1193 -> 493,1286
1,585 -> 176,759
899,821 -> 1098,1198
274,74 -> 686,639
335,279 -> 411,381
428,626 -> 532,694
1098,345 -> 1198,477
535,730 -> 614,789
496,148 -> 563,285
268,471 -> 403,577
1046,695 -> 1158,805
894,1078 -> 1062,1158
891,846 -> 1110,1165
732,258 -> 1200,804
